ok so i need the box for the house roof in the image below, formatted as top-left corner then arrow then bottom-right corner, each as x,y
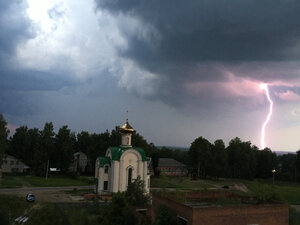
3,154 -> 29,167
158,158 -> 187,168
98,157 -> 111,167
108,146 -> 147,161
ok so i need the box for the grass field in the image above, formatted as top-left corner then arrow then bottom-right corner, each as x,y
0,194 -> 32,224
0,174 -> 94,188
1,175 -> 300,225
151,176 -> 300,205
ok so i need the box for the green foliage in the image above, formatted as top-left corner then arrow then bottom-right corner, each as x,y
277,153 -> 297,182
98,192 -> 137,225
227,137 -> 257,179
0,209 -> 9,225
0,194 -> 31,224
289,207 -> 300,225
0,114 -> 8,168
151,152 -> 159,176
126,176 -> 150,206
150,176 -> 213,189
52,125 -> 75,172
212,139 -> 227,177
216,193 -> 241,205
188,136 -> 212,178
255,148 -> 277,178
33,122 -> 55,176
0,174 -> 92,188
248,182 -> 282,203
27,204 -> 65,225
153,205 -> 178,225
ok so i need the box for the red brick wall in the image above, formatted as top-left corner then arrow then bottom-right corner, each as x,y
151,193 -> 289,225
192,204 -> 289,225
152,194 -> 193,223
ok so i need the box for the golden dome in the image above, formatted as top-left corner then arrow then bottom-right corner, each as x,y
119,111 -> 135,133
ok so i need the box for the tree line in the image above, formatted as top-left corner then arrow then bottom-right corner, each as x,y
0,113 -> 300,182
0,114 -> 160,176
188,136 -> 300,182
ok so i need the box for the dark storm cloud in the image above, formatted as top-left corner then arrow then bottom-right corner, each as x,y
0,1 -> 75,116
95,0 -> 300,110
96,0 -> 300,65
0,0 -> 34,54
0,63 -> 75,115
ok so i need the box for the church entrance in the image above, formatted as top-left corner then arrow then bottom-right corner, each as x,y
103,181 -> 108,190
128,168 -> 132,185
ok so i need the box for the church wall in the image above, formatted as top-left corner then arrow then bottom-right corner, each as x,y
112,161 -> 120,192
97,167 -> 103,193
120,150 -> 140,192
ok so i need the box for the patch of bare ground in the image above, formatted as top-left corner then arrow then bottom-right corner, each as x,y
232,183 -> 249,193
2,190 -> 82,203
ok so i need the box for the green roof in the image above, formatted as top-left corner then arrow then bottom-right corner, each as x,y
108,146 -> 147,161
98,157 -> 111,167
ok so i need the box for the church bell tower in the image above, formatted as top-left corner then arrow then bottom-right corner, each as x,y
119,111 -> 135,147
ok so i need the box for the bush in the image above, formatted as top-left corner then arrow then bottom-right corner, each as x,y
126,176 -> 150,206
0,210 -> 9,225
153,205 -> 178,225
249,182 -> 282,203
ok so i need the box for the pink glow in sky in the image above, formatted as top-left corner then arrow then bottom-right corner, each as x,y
275,90 -> 300,102
260,83 -> 273,149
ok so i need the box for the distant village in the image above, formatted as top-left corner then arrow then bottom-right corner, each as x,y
0,113 -> 299,224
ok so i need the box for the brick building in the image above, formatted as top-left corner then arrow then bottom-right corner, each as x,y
157,158 -> 188,176
151,191 -> 289,225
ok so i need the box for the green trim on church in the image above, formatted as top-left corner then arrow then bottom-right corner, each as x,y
108,146 -> 147,161
98,157 -> 111,167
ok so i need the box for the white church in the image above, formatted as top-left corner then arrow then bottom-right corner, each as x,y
95,117 -> 150,194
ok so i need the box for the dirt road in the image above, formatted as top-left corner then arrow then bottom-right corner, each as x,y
0,186 -> 94,202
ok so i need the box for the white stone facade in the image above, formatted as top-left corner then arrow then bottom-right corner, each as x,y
95,118 -> 150,194
95,147 -> 150,194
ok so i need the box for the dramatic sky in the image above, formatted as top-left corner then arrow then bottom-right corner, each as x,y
1,0 -> 300,151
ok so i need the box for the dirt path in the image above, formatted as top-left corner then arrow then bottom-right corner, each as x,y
0,186 -> 94,202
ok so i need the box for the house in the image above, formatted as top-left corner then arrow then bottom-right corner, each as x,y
69,152 -> 88,173
1,154 -> 29,173
95,116 -> 150,194
157,158 -> 188,176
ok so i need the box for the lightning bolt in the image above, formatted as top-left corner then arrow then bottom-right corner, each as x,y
260,83 -> 273,149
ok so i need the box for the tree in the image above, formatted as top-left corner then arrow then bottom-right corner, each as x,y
27,128 -> 41,172
9,126 -> 30,163
126,176 -> 150,206
255,148 -> 277,179
151,152 -> 160,176
87,131 -> 110,172
188,137 -> 212,178
98,192 -> 137,225
153,205 -> 178,225
226,138 -> 257,179
296,150 -> 300,182
34,122 -> 55,176
212,139 -> 228,178
0,114 -> 9,177
52,125 -> 75,172
76,131 -> 91,154
277,153 -> 296,182
0,209 -> 9,225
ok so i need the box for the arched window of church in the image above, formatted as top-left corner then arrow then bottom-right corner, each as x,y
104,165 -> 109,174
128,168 -> 132,185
